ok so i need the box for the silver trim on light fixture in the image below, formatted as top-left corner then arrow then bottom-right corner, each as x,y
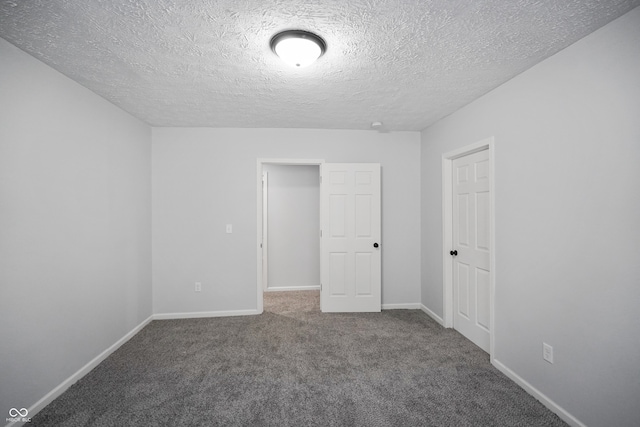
270,30 -> 327,67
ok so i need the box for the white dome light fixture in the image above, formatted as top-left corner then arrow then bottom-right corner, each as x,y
270,30 -> 326,68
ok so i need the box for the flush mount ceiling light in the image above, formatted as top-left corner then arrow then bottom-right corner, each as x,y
270,30 -> 326,68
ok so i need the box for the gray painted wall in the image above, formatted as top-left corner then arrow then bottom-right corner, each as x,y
152,128 -> 421,314
0,39 -> 152,417
4,6 -> 638,425
263,165 -> 320,291
420,8 -> 640,427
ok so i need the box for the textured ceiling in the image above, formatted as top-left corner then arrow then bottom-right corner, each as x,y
1,0 -> 639,131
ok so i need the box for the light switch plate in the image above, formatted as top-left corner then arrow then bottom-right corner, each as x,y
543,343 -> 553,364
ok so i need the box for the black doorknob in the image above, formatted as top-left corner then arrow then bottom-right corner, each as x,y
373,243 -> 379,248
450,250 -> 458,256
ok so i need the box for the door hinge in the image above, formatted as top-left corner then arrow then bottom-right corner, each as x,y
320,230 -> 322,237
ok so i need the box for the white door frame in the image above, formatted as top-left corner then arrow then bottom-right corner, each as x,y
442,137 -> 495,358
262,171 -> 269,291
256,158 -> 325,313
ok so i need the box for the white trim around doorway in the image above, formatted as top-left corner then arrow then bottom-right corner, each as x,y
255,158 -> 325,314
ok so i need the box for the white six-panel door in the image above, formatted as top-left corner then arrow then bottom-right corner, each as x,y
320,163 -> 381,312
452,149 -> 491,351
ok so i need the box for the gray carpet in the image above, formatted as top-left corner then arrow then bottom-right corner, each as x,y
31,291 -> 566,426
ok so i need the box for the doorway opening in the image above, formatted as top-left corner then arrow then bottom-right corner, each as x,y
263,163 -> 320,292
256,159 -> 324,314
442,138 -> 495,359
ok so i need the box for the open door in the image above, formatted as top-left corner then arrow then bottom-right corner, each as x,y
320,163 -> 381,312
452,149 -> 491,352
261,171 -> 268,290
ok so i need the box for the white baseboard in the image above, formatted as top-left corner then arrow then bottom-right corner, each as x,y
16,315 -> 153,426
12,308 -> 263,426
9,308 -> 585,427
382,303 -> 421,310
492,359 -> 585,427
265,286 -> 320,292
420,304 -> 445,326
153,309 -> 260,320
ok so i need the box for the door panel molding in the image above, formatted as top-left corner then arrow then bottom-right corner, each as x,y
452,149 -> 490,351
320,163 -> 381,312
442,138 -> 495,359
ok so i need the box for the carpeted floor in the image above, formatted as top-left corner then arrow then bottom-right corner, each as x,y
31,291 -> 566,426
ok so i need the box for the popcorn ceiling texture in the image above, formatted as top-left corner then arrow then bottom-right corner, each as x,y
1,0 -> 638,130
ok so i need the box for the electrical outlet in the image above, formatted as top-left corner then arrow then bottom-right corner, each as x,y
195,282 -> 202,292
543,343 -> 553,364
226,224 -> 233,233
